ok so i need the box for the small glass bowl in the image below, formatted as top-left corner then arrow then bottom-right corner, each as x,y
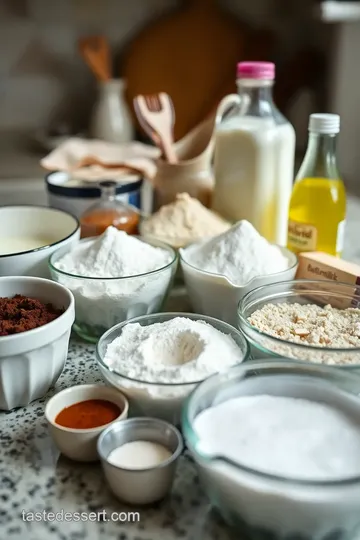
96,312 -> 250,425
182,360 -> 360,540
238,279 -> 360,368
49,237 -> 177,342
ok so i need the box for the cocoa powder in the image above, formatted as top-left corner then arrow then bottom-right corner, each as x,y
0,295 -> 63,336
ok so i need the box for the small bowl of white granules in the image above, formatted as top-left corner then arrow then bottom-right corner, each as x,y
179,220 -> 297,326
49,226 -> 177,342
182,360 -> 360,540
238,279 -> 360,367
96,312 -> 249,424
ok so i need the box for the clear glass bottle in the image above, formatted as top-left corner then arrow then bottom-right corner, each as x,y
80,180 -> 139,238
212,61 -> 296,245
287,114 -> 346,257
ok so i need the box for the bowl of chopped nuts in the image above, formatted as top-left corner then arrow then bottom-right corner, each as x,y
238,279 -> 360,369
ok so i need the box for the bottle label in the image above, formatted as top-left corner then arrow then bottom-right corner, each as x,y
287,220 -> 317,253
336,220 -> 346,254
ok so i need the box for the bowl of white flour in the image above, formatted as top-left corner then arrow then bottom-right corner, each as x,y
96,312 -> 249,424
49,226 -> 177,342
182,360 -> 360,540
179,220 -> 297,326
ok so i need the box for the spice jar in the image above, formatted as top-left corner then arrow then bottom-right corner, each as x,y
80,180 -> 139,238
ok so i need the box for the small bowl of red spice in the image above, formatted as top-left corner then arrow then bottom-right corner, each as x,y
45,384 -> 129,462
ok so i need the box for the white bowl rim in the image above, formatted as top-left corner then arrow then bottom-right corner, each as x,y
0,204 -> 80,259
45,383 -> 129,434
0,276 -> 74,345
49,235 -> 178,281
179,242 -> 298,289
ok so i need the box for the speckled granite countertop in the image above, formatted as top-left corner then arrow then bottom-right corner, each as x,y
1,337 -> 237,540
1,195 -> 360,540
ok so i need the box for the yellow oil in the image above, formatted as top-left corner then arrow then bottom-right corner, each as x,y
287,177 -> 346,256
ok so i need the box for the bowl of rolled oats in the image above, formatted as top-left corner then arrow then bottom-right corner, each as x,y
238,279 -> 360,368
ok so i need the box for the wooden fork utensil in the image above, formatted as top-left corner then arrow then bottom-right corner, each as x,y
134,93 -> 177,163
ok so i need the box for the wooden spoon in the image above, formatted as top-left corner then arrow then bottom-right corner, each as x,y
78,35 -> 111,81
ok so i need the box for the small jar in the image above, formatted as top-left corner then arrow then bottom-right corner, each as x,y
80,180 -> 139,238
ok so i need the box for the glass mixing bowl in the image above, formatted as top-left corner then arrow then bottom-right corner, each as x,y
96,312 -> 250,425
49,236 -> 177,342
182,360 -> 360,540
238,279 -> 360,369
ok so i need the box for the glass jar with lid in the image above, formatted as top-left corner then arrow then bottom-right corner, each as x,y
80,180 -> 139,238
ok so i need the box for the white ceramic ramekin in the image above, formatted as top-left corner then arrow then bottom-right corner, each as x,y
45,384 -> 129,462
0,276 -> 75,410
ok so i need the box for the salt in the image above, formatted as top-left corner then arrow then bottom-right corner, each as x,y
107,441 -> 172,469
183,220 -> 289,286
194,394 -> 360,480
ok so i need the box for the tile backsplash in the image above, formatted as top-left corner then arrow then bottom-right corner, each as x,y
0,0 -> 323,134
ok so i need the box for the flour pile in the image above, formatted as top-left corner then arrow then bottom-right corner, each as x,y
141,192 -> 231,247
53,227 -> 175,331
183,220 -> 289,286
55,226 -> 172,278
103,317 -> 244,384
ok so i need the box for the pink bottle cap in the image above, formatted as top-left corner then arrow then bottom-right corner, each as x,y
237,62 -> 275,80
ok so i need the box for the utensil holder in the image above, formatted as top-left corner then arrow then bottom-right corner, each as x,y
152,114 -> 215,209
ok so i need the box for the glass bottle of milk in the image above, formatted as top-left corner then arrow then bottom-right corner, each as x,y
212,62 -> 296,246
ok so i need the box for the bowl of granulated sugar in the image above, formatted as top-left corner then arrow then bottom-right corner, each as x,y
179,220 -> 297,327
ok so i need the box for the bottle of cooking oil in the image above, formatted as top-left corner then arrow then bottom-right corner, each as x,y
287,113 -> 346,257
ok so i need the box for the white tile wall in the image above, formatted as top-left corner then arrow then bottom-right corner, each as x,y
0,0 -> 324,132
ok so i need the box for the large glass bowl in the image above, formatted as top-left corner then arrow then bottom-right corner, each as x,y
96,312 -> 249,425
238,279 -> 360,368
182,360 -> 360,540
49,236 -> 177,342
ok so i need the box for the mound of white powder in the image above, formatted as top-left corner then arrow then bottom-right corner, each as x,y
55,226 -> 172,278
183,220 -> 289,286
141,192 -> 231,247
53,227 -> 174,331
103,317 -> 244,384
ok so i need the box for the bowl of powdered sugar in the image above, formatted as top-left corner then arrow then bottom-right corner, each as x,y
49,226 -> 177,342
179,220 -> 297,326
96,312 -> 249,424
182,360 -> 360,540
